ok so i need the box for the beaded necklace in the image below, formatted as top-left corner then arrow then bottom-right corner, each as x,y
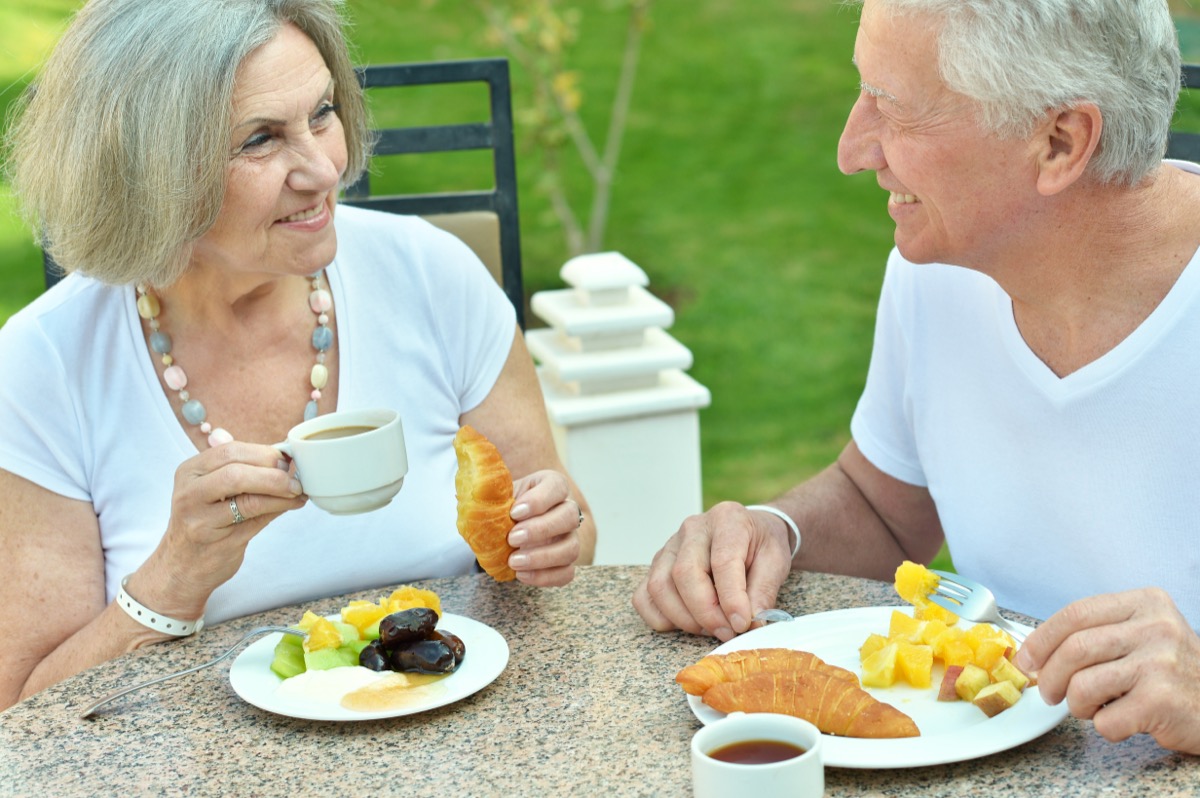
135,272 -> 334,447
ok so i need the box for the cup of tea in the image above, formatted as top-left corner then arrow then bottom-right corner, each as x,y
274,408 -> 407,515
691,712 -> 824,798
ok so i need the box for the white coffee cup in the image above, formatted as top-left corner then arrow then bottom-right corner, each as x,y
691,712 -> 824,798
274,408 -> 407,515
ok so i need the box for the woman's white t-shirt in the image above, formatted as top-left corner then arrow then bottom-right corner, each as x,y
0,205 -> 516,624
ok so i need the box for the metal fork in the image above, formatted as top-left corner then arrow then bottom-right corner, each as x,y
926,570 -> 1028,644
80,626 -> 304,719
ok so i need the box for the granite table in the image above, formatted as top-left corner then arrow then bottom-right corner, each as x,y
0,566 -> 1196,797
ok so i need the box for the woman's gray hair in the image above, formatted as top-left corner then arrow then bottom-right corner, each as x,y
847,0 -> 1181,187
4,0 -> 370,286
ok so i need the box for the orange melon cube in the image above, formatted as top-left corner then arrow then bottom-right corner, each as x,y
860,632 -> 888,663
973,638 -> 1009,671
302,617 -> 343,652
861,642 -> 899,688
340,601 -> 389,636
940,639 -> 975,668
896,643 -> 934,689
919,619 -> 950,647
383,585 -> 442,618
913,595 -> 960,625
297,610 -> 326,632
888,610 -> 927,643
894,561 -> 940,604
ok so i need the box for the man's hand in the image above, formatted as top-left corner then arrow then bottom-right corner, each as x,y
632,502 -> 794,641
1016,588 -> 1200,754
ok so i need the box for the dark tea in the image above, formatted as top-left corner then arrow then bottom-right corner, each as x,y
707,739 -> 806,765
303,425 -> 377,441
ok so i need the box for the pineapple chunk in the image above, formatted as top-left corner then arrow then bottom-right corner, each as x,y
861,642 -> 899,688
972,680 -> 1023,717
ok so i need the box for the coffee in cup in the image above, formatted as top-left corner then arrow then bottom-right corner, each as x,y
274,408 -> 407,515
691,712 -> 824,798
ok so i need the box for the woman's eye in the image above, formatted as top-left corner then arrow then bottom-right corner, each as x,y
238,133 -> 272,152
312,102 -> 339,124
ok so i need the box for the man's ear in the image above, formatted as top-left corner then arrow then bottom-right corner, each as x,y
1034,103 -> 1102,196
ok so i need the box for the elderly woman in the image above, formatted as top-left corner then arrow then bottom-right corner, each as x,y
0,0 -> 595,710
634,0 -> 1200,754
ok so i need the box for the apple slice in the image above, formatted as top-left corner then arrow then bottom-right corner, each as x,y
938,665 -> 964,701
954,663 -> 990,702
989,657 -> 1030,692
972,680 -> 1023,717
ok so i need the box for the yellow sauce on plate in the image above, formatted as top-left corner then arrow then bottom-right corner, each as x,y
340,671 -> 450,712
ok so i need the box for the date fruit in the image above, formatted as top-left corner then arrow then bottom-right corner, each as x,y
389,639 -> 457,674
378,607 -> 439,648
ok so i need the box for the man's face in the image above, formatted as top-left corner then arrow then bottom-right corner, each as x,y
836,0 -> 1041,268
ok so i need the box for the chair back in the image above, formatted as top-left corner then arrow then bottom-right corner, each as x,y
1168,64 -> 1200,162
343,58 -> 525,327
42,58 -> 525,328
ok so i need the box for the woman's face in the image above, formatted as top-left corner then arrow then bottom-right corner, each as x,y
190,23 -> 348,280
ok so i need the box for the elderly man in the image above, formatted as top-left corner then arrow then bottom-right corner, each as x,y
634,0 -> 1200,754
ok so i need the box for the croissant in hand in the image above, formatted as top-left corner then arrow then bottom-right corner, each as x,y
676,648 -> 859,696
703,670 -> 920,739
454,425 -> 516,581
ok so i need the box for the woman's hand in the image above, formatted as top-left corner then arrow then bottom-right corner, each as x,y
1016,588 -> 1200,754
131,442 -> 307,620
506,469 -> 589,587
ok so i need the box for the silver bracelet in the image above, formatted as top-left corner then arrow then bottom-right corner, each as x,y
116,576 -> 205,637
745,504 -> 801,558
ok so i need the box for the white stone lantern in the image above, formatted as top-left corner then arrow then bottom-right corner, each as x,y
526,252 -> 711,564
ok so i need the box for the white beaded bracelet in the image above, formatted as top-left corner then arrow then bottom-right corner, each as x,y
116,576 -> 205,637
745,504 -> 801,558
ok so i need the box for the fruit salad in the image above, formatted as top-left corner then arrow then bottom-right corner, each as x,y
859,562 -> 1032,717
269,585 -> 459,680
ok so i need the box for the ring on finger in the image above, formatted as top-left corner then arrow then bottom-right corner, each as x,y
229,497 -> 246,525
568,499 -> 584,529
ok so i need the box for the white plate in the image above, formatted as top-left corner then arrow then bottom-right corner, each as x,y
229,612 -> 508,721
686,606 -> 1068,769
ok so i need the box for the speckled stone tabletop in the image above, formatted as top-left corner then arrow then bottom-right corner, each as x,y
0,566 -> 1196,797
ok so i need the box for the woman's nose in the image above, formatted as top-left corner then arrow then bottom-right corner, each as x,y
837,94 -> 884,176
287,134 -> 342,193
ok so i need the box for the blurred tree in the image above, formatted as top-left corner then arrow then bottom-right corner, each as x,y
464,0 -> 653,256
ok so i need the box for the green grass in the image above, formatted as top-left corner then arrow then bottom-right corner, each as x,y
18,0 -> 1198,575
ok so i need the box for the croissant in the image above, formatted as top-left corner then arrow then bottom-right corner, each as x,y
453,425 -> 516,581
703,670 -> 920,738
676,648 -> 859,696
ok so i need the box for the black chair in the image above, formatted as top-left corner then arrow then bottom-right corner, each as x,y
43,57 -> 525,327
343,58 -> 525,328
1167,63 -> 1200,162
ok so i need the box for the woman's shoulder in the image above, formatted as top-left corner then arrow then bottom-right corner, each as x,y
0,275 -> 124,354
333,204 -> 458,249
